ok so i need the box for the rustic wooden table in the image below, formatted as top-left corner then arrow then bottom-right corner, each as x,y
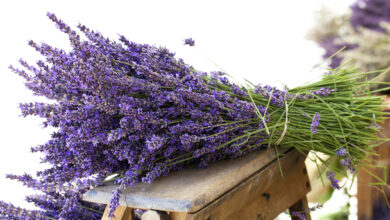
83,147 -> 311,220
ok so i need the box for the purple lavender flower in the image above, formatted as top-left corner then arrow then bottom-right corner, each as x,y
341,157 -> 356,173
316,0 -> 390,68
351,0 -> 390,32
231,85 -> 248,97
0,201 -> 49,220
326,171 -> 341,190
290,204 -> 323,219
310,112 -> 320,134
184,38 -> 195,46
309,203 -> 323,212
336,147 -> 347,157
59,195 -> 78,219
145,135 -> 166,153
312,87 -> 336,97
109,187 -> 121,217
253,85 -> 285,107
291,211 -> 306,220
336,147 -> 355,173
141,163 -> 169,184
134,209 -> 147,218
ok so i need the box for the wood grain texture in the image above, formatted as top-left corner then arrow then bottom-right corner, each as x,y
102,205 -> 134,220
183,149 -> 310,220
83,147 -> 289,213
168,212 -> 187,220
358,165 -> 374,220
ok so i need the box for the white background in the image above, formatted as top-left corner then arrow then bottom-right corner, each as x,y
0,0 -> 354,218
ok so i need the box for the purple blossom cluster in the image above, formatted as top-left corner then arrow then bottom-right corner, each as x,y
351,0 -> 390,32
337,147 -> 355,173
290,211 -> 306,220
184,38 -> 195,46
3,173 -> 105,219
309,203 -> 324,212
109,187 -> 122,217
310,113 -> 320,134
2,13 -> 337,219
3,13 -> 276,219
290,204 -> 323,220
253,85 -> 289,107
336,147 -> 347,157
319,40 -> 354,68
253,85 -> 335,107
326,171 -> 341,190
317,0 -> 390,68
0,201 -> 48,220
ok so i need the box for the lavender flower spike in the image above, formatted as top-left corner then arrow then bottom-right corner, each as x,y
341,157 -> 356,174
310,112 -> 320,134
336,147 -> 347,157
109,187 -> 122,217
326,171 -> 341,190
184,38 -> 195,46
291,211 -> 306,220
336,147 -> 355,173
309,203 -> 323,212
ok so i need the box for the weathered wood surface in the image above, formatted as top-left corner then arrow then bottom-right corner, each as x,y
83,147 -> 290,213
170,148 -> 310,220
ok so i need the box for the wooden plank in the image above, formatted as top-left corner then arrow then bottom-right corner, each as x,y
83,147 -> 290,213
168,212 -> 187,220
232,157 -> 310,220
177,149 -> 310,220
102,205 -> 134,220
357,146 -> 390,220
357,149 -> 375,220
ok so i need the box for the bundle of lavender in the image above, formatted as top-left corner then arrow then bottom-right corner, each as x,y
1,13 -> 388,219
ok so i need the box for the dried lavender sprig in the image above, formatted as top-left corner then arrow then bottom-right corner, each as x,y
0,201 -> 56,220
109,187 -> 121,217
289,203 -> 323,220
290,211 -> 306,220
310,112 -> 320,134
184,38 -> 195,46
326,171 -> 341,190
336,147 -> 348,157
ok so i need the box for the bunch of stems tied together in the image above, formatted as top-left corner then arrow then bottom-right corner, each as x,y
1,12 -> 389,220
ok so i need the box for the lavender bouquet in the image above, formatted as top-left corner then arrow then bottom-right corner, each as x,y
1,13 -> 388,219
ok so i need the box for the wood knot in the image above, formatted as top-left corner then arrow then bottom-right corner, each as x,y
262,192 -> 271,202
